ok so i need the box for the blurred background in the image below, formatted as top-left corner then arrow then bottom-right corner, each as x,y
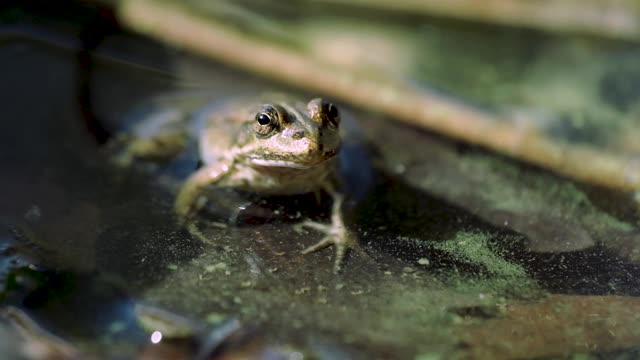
1,1 -> 640,359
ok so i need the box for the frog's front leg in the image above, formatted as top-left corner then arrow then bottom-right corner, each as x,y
295,191 -> 357,273
174,159 -> 234,242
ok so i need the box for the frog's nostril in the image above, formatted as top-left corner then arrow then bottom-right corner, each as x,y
292,130 -> 305,139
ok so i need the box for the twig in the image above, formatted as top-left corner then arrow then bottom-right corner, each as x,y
117,0 -> 640,193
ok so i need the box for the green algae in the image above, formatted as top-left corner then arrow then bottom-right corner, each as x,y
432,232 -> 527,278
457,153 -> 635,237
137,223 -> 544,357
412,27 -> 639,150
398,231 -> 540,299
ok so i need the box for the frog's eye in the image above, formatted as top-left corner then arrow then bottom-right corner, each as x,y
324,102 -> 340,127
254,106 -> 278,137
256,113 -> 271,126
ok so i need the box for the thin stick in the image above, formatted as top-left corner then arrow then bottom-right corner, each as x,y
117,0 -> 640,193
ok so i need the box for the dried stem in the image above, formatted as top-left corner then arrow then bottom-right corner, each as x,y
117,0 -> 640,193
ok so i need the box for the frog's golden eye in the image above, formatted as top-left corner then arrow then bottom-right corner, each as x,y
254,106 -> 278,137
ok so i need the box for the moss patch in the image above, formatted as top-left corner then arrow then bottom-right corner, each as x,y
433,232 -> 526,278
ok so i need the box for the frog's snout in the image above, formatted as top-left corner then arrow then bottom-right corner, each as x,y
291,129 -> 306,140
282,127 -> 306,140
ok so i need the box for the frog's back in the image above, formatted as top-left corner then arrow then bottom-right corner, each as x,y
189,99 -> 252,165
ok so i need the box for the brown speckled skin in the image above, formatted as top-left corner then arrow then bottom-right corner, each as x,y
194,95 -> 341,196
176,96 -> 355,272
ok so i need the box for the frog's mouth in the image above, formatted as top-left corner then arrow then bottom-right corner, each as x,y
251,159 -> 314,169
249,150 -> 337,169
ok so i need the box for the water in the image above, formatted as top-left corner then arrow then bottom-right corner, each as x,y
2,6 -> 640,359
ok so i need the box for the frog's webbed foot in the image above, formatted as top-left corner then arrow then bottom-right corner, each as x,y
294,193 -> 357,273
296,221 -> 356,273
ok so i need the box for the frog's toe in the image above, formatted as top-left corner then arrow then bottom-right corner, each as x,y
294,220 -> 330,234
186,222 -> 212,244
300,224 -> 356,273
176,194 -> 207,224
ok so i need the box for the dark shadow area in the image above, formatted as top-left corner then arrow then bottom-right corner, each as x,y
0,2 -> 204,347
521,246 -> 640,297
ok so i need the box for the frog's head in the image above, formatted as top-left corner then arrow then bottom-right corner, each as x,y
247,98 -> 341,169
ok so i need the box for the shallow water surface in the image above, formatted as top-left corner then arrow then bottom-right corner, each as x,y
2,13 -> 640,360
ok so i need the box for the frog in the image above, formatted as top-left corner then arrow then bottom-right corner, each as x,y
110,94 -> 360,272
